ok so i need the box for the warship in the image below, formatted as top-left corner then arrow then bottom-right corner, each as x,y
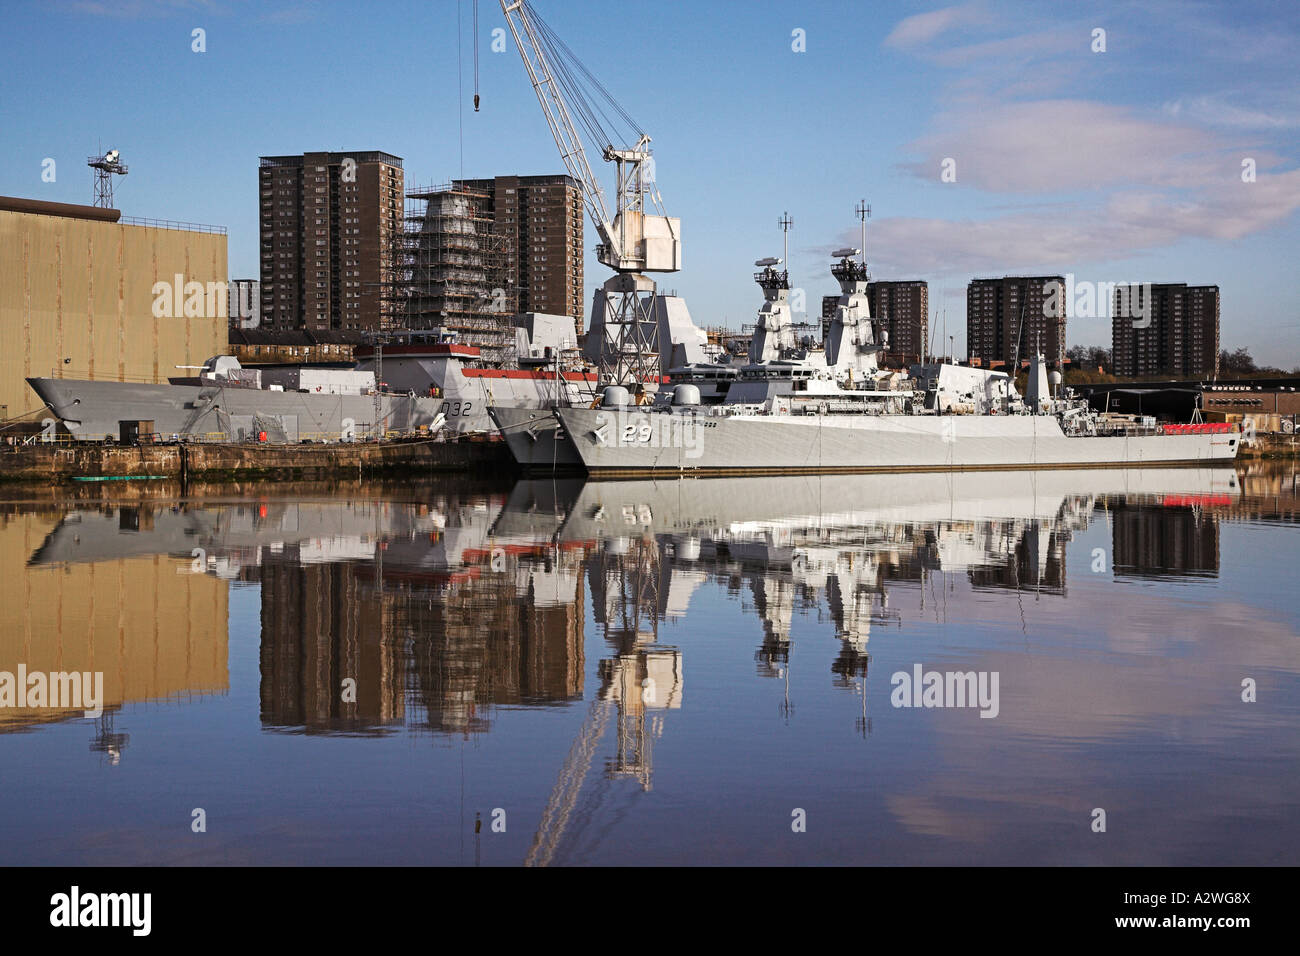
26,355 -> 444,443
500,250 -> 1242,476
24,316 -> 609,442
551,383 -> 1241,476
26,299 -> 723,444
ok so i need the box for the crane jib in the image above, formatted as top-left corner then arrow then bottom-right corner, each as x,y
498,0 -> 681,275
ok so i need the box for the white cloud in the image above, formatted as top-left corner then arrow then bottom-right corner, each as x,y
1164,95 -> 1300,131
852,167 -> 1300,277
874,94 -> 1300,276
884,3 -> 987,48
925,25 -> 1078,68
900,99 -> 1250,194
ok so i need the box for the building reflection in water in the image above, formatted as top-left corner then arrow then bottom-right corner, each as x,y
12,466 -> 1259,764
2,504 -> 229,759
1110,500 -> 1220,580
253,493 -> 586,736
258,559 -> 406,735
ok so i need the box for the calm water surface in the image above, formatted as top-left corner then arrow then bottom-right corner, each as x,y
1,465 -> 1297,865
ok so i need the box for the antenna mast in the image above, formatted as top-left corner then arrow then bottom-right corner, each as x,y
855,200 -> 871,267
778,212 -> 793,276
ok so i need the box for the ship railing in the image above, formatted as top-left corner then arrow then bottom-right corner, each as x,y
5,432 -> 78,448
1093,423 -> 1164,438
11,427 -> 448,446
45,370 -> 207,384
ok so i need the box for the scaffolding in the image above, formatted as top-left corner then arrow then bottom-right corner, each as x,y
385,182 -> 517,367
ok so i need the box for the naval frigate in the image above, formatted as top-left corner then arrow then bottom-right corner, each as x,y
505,250 -> 1242,476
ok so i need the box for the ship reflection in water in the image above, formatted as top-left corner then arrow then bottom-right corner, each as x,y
1,464 -> 1297,865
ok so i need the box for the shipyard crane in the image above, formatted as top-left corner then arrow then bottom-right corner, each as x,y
499,0 -> 682,384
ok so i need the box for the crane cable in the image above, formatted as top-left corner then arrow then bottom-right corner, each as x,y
524,1 -> 644,151
457,0 -> 464,177
473,0 -> 480,111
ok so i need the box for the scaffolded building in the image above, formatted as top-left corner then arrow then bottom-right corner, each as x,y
391,183 -> 517,367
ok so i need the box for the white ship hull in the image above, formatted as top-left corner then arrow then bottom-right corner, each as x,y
497,466 -> 1240,543
551,407 -> 1241,476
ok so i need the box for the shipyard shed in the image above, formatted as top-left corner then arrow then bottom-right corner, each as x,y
1082,379 -> 1300,433
0,195 -> 228,426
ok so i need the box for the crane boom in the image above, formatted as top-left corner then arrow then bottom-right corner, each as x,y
498,0 -> 680,275
524,696 -> 613,867
500,0 -> 617,256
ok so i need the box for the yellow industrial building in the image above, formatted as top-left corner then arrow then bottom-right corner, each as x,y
0,196 -> 228,424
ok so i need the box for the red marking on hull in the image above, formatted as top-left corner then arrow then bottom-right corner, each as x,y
462,368 -> 598,383
1160,494 -> 1235,507
461,541 -> 594,562
1159,423 -> 1235,435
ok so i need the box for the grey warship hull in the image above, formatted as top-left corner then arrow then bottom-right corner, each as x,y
488,405 -> 584,471
26,377 -> 446,441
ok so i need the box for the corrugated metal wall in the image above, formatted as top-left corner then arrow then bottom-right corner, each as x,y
0,211 -> 228,419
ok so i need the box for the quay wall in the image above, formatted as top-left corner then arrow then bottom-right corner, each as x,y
0,439 -> 515,483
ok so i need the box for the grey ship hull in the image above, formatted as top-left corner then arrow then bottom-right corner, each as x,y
488,405 -> 583,471
27,377 -> 445,441
29,499 -> 439,567
552,407 -> 1240,476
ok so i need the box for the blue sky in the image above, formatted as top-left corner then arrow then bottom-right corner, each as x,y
3,0 -> 1298,364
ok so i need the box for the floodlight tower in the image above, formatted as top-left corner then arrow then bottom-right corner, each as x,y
87,149 -> 128,208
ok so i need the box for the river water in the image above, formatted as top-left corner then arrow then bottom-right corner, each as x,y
1,464 -> 1296,865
